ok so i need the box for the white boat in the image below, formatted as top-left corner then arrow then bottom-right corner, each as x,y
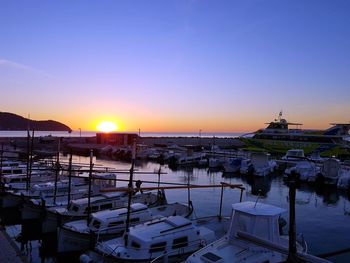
177,153 -> 207,166
222,158 -> 243,173
80,215 -> 229,263
284,161 -> 319,182
57,202 -> 192,253
41,191 -> 161,233
186,201 -> 330,263
337,168 -> 350,190
1,179 -> 88,209
316,157 -> 341,185
251,152 -> 277,177
3,172 -> 56,190
239,159 -> 253,175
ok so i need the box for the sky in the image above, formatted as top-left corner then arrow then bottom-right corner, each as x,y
0,0 -> 349,132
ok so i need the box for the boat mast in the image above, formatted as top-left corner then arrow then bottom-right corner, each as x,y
124,140 -> 136,246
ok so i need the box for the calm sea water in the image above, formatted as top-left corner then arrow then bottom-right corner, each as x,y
0,130 -> 245,138
2,155 -> 350,262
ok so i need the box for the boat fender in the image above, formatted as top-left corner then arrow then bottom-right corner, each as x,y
79,254 -> 93,263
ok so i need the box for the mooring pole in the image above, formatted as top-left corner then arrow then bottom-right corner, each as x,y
124,140 -> 136,246
287,171 -> 298,263
26,130 -> 30,191
218,183 -> 224,220
28,129 -> 34,187
87,149 -> 93,226
67,149 -> 73,205
53,138 -> 61,204
0,143 -> 3,192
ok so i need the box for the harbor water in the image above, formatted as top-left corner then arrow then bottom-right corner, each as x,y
1,155 -> 350,262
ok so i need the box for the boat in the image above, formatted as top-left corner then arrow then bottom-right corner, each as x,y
80,215 -> 229,263
242,111 -> 350,153
0,179 -> 88,209
239,159 -> 253,175
177,153 -> 207,166
186,201 -> 330,263
316,157 -> 341,185
57,202 -> 192,253
284,160 -> 319,183
250,152 -> 277,177
41,191 -> 162,233
222,158 -> 243,173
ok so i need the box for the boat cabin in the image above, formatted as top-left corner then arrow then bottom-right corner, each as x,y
66,192 -> 127,215
100,216 -> 216,261
229,202 -> 285,243
89,203 -> 150,232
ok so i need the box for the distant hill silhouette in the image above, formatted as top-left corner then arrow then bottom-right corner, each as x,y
0,112 -> 72,132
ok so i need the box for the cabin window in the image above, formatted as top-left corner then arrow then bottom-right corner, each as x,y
236,213 -> 251,233
100,203 -> 113,210
149,242 -> 166,253
92,220 -> 101,229
108,221 -> 123,227
254,218 -> 270,240
131,241 -> 141,249
130,218 -> 140,223
172,236 -> 188,249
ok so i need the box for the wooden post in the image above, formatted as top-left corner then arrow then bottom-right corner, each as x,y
87,149 -> 93,226
124,140 -> 136,246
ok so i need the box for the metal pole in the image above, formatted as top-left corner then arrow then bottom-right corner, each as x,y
87,149 -> 93,226
124,140 -> 136,246
67,149 -> 73,205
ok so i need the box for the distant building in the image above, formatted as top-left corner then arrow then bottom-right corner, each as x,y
96,132 -> 139,146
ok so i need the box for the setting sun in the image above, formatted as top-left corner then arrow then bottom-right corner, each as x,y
97,121 -> 118,133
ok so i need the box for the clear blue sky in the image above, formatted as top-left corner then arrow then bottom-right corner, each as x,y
0,0 -> 349,132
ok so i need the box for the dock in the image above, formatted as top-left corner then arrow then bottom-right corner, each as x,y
0,228 -> 26,263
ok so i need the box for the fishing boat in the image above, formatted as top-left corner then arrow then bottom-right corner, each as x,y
284,161 -> 319,183
222,157 -> 243,173
1,179 -> 88,209
250,152 -> 277,177
79,215 -> 229,263
57,202 -> 192,253
41,191 -> 162,233
186,201 -> 330,263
